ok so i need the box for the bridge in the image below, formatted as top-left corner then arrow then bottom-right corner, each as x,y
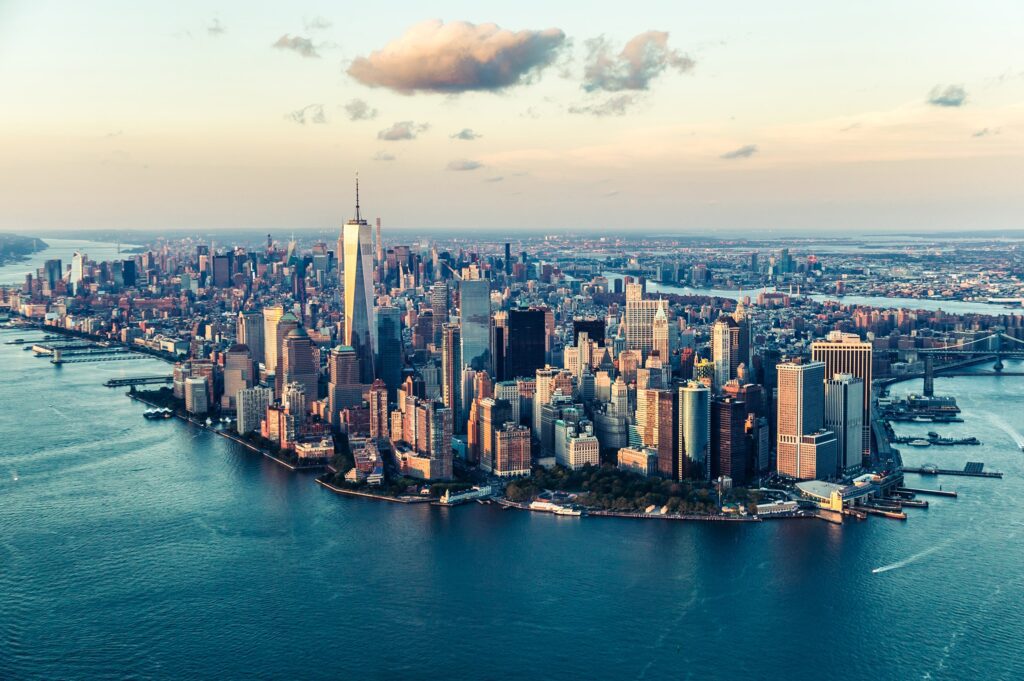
876,332 -> 1024,394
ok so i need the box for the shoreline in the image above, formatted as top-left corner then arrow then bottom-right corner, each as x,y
127,392 -> 322,472
6,323 -> 840,526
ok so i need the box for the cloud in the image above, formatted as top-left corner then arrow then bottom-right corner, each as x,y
720,144 -> 758,160
927,84 -> 966,107
446,159 -> 483,171
373,151 -> 396,161
208,19 -> 226,36
569,94 -> 637,117
377,120 -> 429,141
273,35 -> 320,58
972,127 -> 1000,138
484,176 -> 504,182
345,99 -> 378,121
451,128 -> 482,140
347,20 -> 566,94
304,16 -> 332,31
839,122 -> 861,132
582,31 -> 694,92
103,130 -> 123,138
286,104 -> 327,125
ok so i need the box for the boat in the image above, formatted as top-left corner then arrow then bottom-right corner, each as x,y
908,439 -> 931,447
528,500 -> 583,516
143,408 -> 173,420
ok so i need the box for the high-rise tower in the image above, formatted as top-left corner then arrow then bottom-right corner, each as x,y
342,178 -> 376,383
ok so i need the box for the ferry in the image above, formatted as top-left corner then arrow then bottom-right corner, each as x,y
907,439 -> 932,447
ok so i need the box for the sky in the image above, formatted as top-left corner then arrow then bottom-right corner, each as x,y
1,0 -> 1023,234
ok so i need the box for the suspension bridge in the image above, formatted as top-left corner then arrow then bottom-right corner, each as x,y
877,332 -> 1024,393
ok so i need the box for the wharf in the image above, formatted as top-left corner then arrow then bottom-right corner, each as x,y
898,486 -> 958,498
903,465 -> 1002,479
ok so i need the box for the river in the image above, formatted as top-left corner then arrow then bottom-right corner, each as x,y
0,238 -> 136,286
1,333 -> 1022,680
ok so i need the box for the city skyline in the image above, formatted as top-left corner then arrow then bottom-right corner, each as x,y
2,1 -> 1023,233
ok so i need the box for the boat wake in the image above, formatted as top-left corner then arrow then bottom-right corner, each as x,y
873,540 -> 951,574
984,413 -> 1024,449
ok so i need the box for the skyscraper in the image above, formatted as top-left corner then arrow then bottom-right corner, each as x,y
237,312 -> 265,366
811,331 -> 873,460
376,306 -> 403,398
221,344 -> 254,411
441,323 -> 461,419
623,283 -> 669,359
504,308 -> 546,380
678,381 -> 711,481
825,373 -> 865,473
328,346 -> 363,427
712,397 -> 749,484
273,312 -> 299,399
237,386 -> 273,435
712,315 -> 738,391
261,305 -> 284,374
280,327 -> 318,411
459,278 -> 491,372
342,180 -> 376,384
776,360 -> 836,480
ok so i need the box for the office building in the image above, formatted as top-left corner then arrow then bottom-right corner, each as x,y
811,331 -> 873,460
825,373 -> 865,473
678,381 -> 711,481
504,308 -> 546,380
460,278 -> 491,372
342,181 -> 376,383
776,360 -> 836,480
279,326 -> 318,409
237,386 -> 273,435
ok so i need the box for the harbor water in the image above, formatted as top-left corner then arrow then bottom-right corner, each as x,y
1,333 -> 1023,680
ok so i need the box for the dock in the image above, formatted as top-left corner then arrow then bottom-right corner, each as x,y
897,486 -> 958,498
902,464 -> 1003,479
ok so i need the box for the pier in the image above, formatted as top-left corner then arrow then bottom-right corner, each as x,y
897,486 -> 959,498
902,463 -> 1003,479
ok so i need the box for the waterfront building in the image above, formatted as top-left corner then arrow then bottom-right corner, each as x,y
184,376 -> 209,415
342,183 -> 376,384
478,398 -> 514,473
282,382 -> 307,424
294,436 -> 334,463
221,344 -> 254,411
712,397 -> 749,485
491,421 -> 532,475
617,446 -> 658,476
560,423 -> 600,470
678,380 -> 711,481
776,360 -> 836,480
236,386 -> 273,435
824,373 -> 865,473
811,331 -> 873,459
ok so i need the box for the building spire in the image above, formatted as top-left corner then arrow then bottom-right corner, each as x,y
355,173 -> 361,222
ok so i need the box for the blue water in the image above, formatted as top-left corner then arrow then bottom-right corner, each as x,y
0,238 -> 136,286
2,331 -> 1023,680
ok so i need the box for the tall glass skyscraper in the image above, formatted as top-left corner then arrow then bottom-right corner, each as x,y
341,180 -> 376,384
459,278 -> 490,373
678,380 -> 711,481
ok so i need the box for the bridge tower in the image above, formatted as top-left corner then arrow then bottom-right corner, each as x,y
923,354 -> 934,396
994,333 -> 1004,372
